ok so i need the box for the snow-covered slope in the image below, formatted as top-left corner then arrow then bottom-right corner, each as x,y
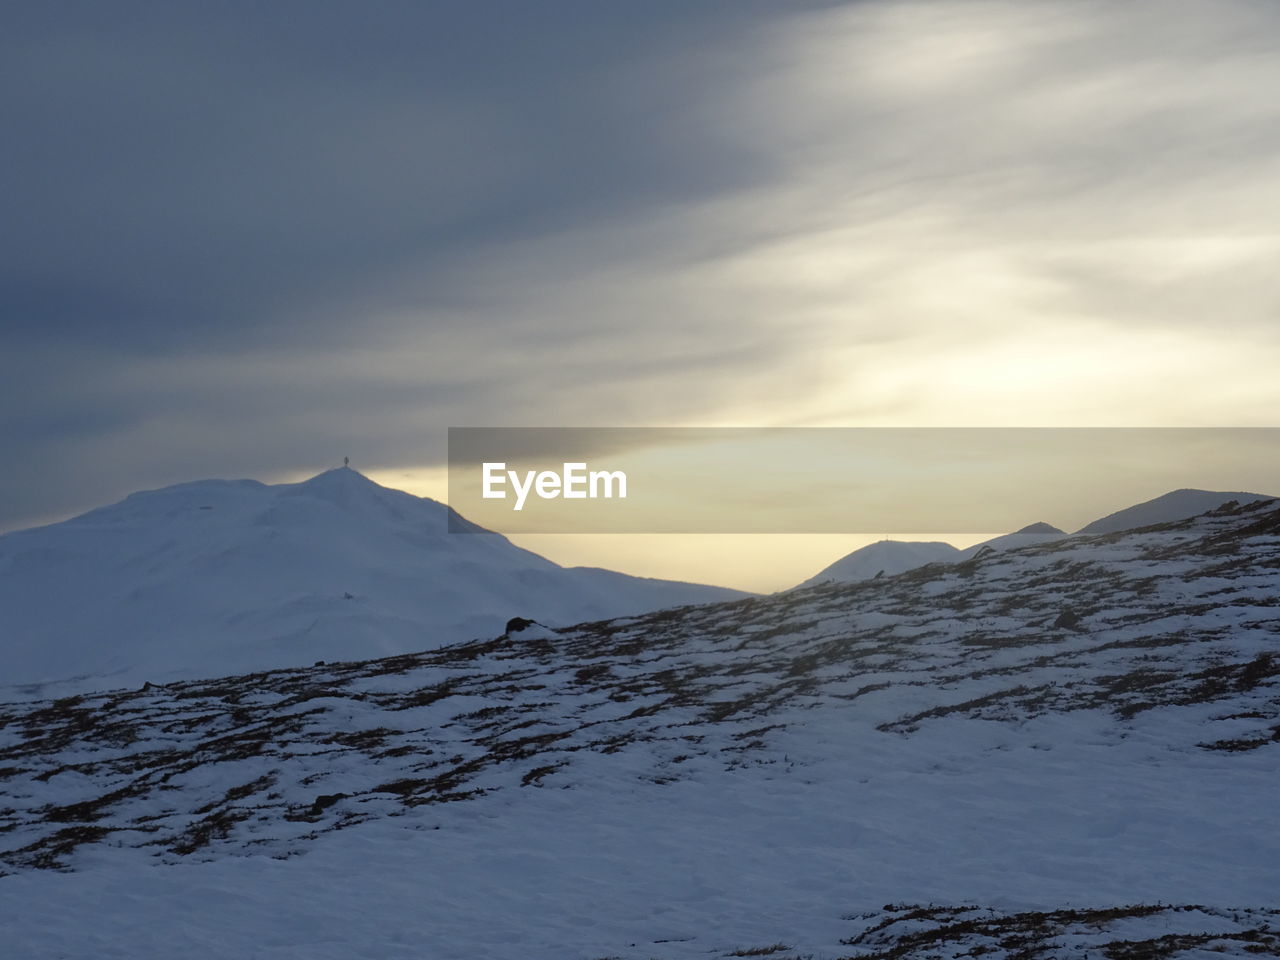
1075,487 -> 1273,534
1,498 -> 1277,958
0,468 -> 746,694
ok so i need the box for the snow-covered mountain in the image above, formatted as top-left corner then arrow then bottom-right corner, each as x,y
1,497 -> 1277,958
957,519 -> 1066,557
796,522 -> 1067,588
795,488 -> 1271,588
0,467 -> 747,694
795,539 -> 962,588
1075,487 -> 1272,534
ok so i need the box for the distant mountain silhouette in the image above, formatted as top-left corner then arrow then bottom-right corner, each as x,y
1076,488 -> 1273,535
796,540 -> 961,588
794,488 -> 1275,590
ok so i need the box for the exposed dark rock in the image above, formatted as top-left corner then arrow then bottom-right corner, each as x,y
1054,609 -> 1082,630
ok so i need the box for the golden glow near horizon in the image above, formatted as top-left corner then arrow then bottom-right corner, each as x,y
276,0 -> 1280,594
506,533 -> 995,595
359,464 -> 991,592
362,466 -> 451,505
8,2 -> 1280,600
370,464 -> 988,590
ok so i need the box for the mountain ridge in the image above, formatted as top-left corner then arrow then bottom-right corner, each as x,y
796,487 -> 1275,588
1075,487 -> 1273,534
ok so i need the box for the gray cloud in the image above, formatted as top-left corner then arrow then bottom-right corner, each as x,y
3,2 -> 784,347
2,1 -> 811,524
6,0 -> 1280,530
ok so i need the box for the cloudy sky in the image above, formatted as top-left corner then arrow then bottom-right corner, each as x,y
5,0 -> 1280,587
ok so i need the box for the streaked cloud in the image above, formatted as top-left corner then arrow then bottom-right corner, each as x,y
4,0 -> 1280,534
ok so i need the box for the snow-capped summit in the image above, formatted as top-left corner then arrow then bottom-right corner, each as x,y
288,464 -> 399,506
0,468 -> 747,694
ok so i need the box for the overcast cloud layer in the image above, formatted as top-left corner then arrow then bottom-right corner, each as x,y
4,0 -> 1280,529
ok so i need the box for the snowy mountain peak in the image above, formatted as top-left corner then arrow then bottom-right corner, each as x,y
294,465 -> 387,494
277,466 -> 443,527
299,464 -> 360,480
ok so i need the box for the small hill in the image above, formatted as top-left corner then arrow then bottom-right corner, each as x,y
958,521 -> 1066,558
795,539 -> 961,588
